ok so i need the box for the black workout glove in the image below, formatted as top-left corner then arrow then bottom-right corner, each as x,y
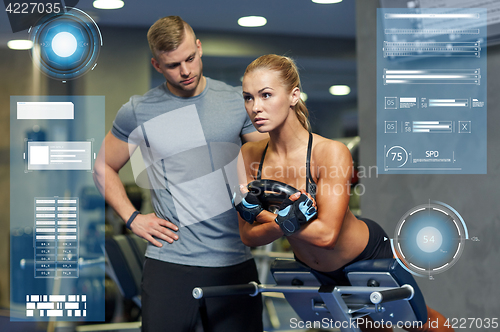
232,188 -> 263,224
275,194 -> 317,236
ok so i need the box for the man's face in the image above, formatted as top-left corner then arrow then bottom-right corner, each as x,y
151,30 -> 204,98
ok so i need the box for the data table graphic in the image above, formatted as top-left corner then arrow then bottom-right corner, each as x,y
34,197 -> 79,278
10,96 -> 105,322
377,8 -> 487,174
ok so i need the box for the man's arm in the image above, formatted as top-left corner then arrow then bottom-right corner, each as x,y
93,132 -> 178,247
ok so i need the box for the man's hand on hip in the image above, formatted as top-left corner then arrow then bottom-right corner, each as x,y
130,213 -> 179,247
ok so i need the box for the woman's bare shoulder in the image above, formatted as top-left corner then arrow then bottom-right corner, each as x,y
311,134 -> 353,177
240,138 -> 270,162
312,134 -> 351,158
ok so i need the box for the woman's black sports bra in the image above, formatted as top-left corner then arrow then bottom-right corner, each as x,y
256,132 -> 317,198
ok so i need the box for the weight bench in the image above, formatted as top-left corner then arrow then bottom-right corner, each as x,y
104,234 -> 147,308
193,179 -> 429,331
193,257 -> 428,332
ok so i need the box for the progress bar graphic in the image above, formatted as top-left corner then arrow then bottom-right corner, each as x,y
384,41 -> 481,58
384,29 -> 479,35
384,13 -> 480,19
428,99 -> 468,107
412,121 -> 452,133
384,69 -> 480,85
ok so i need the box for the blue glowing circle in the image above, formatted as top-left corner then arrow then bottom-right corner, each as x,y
30,8 -> 102,80
416,226 -> 443,253
393,202 -> 467,276
52,32 -> 78,57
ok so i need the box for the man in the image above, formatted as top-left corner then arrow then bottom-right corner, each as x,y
94,16 -> 266,332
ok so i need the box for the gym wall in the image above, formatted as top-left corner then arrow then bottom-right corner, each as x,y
356,0 -> 500,326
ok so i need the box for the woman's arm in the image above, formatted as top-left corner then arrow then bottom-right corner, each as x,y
236,138 -> 353,249
287,140 -> 353,249
239,210 -> 283,247
236,141 -> 285,247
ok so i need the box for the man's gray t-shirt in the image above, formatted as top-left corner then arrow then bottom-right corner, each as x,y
112,78 -> 256,267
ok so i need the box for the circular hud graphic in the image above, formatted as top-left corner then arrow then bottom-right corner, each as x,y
392,202 -> 468,277
30,8 -> 102,80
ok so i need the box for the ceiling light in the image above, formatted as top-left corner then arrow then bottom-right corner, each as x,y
7,40 -> 33,50
329,85 -> 350,96
300,92 -> 308,102
93,0 -> 124,10
312,0 -> 342,3
238,16 -> 267,27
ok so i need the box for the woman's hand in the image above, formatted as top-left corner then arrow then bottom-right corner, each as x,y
275,190 -> 318,236
288,189 -> 317,208
233,184 -> 264,224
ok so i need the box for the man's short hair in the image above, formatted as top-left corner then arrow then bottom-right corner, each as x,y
147,16 -> 196,58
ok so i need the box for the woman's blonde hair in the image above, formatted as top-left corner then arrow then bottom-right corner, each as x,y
244,54 -> 311,132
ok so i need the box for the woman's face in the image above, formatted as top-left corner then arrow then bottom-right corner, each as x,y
242,69 -> 299,132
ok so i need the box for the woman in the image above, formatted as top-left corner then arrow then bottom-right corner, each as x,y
235,54 -> 452,332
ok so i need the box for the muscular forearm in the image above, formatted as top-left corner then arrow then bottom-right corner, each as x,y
239,211 -> 283,247
240,212 -> 338,249
94,161 -> 179,246
288,216 -> 339,249
93,162 -> 136,223
93,132 -> 179,247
